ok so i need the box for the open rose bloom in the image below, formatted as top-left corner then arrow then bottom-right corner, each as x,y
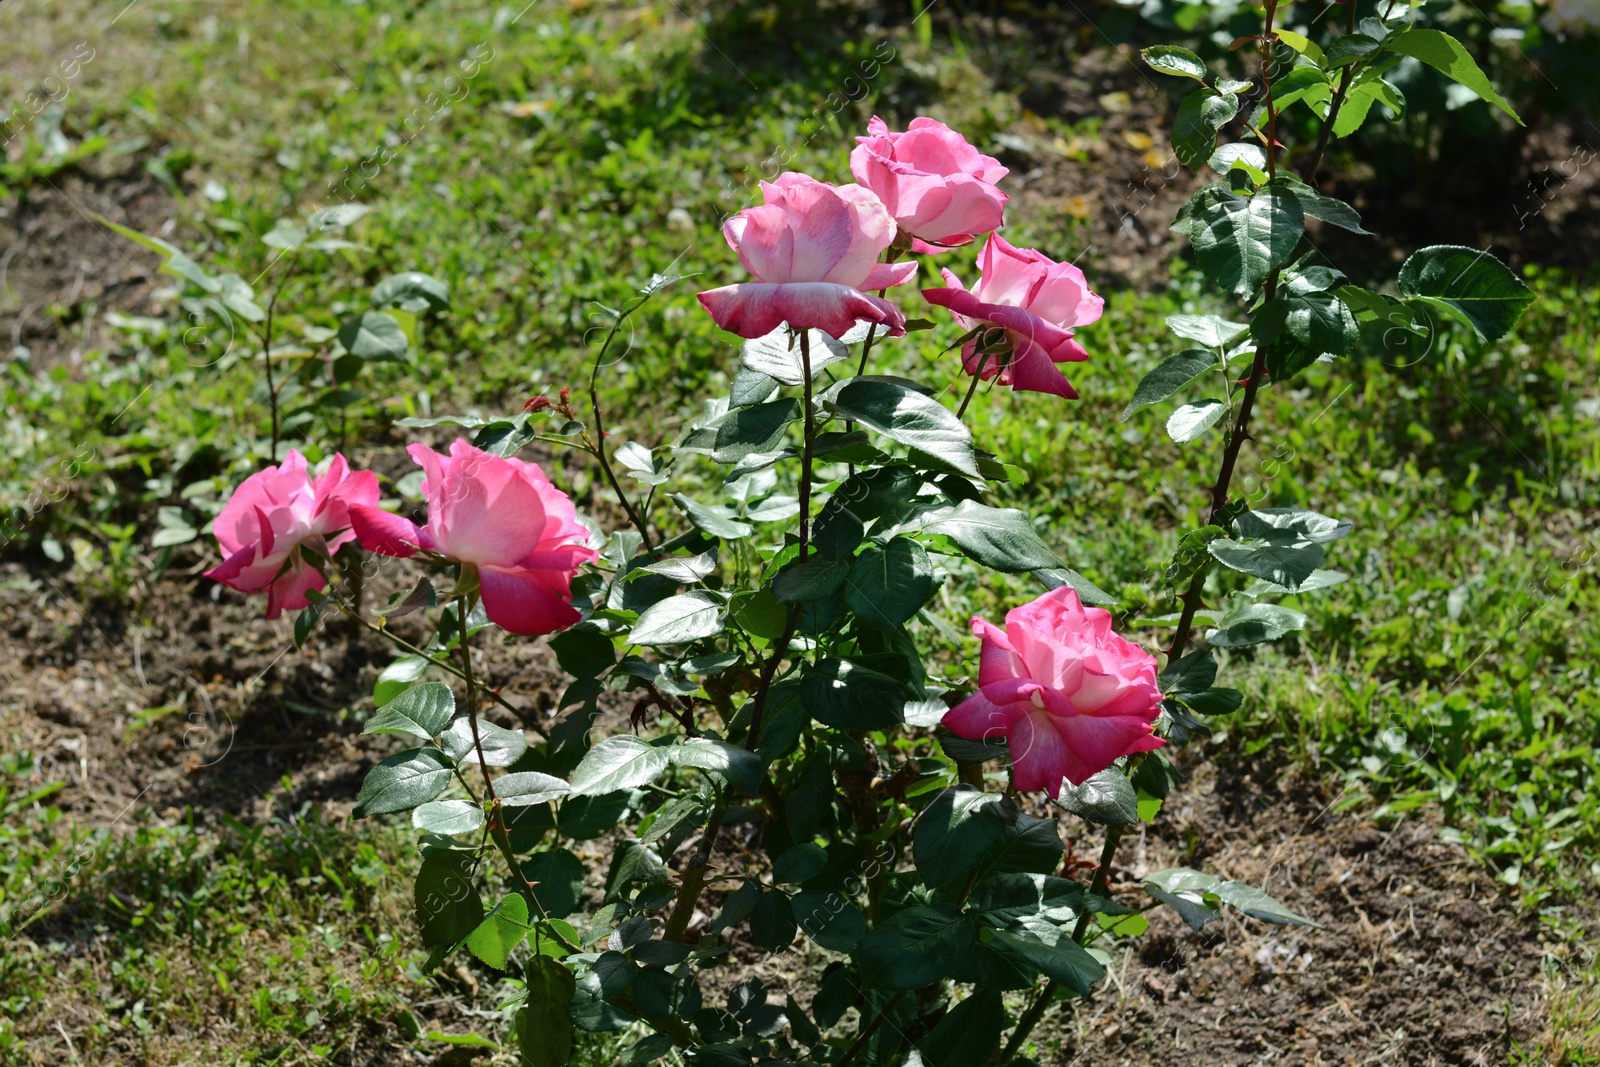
206,450 -> 379,619
697,172 -> 918,340
944,587 -> 1164,796
349,439 -> 598,636
850,116 -> 1009,251
923,233 -> 1105,400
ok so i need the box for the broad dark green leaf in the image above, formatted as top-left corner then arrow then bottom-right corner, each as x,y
914,787 -> 1063,886
823,377 -> 978,477
1254,290 -> 1359,380
569,736 -> 673,796
741,326 -> 850,384
1167,399 -> 1226,443
1398,244 -> 1535,342
750,889 -> 797,952
856,905 -> 974,990
704,399 -> 802,464
496,771 -> 572,807
1172,88 -> 1239,169
1057,769 -> 1138,826
1276,178 -> 1373,235
673,495 -> 754,540
913,501 -> 1060,572
337,310 -> 410,362
354,748 -> 453,817
364,681 -> 455,741
1383,28 -> 1521,122
1186,185 -> 1304,298
549,625 -> 616,678
517,956 -> 576,1067
989,918 -> 1105,997
415,849 -> 484,951
413,799 -> 485,835
791,890 -> 867,952
800,657 -> 905,730
845,537 -> 934,626
1033,567 -> 1118,607
372,270 -> 450,312
1325,32 -> 1381,67
772,558 -> 849,604
772,843 -> 829,885
440,717 -> 529,768
1122,349 -> 1217,420
1142,45 -> 1207,80
670,738 -> 763,796
1159,648 -> 1218,696
919,987 -> 1006,1067
520,849 -> 586,919
630,590 -> 725,645
1205,601 -> 1308,647
967,873 -> 1090,926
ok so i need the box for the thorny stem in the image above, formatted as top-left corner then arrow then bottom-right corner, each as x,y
327,596 -> 547,736
998,822 -> 1127,1064
955,349 -> 992,419
455,594 -> 578,955
257,246 -> 305,464
1167,0 -> 1288,660
665,332 -> 819,941
587,296 -> 655,551
837,991 -> 908,1067
1306,0 -> 1361,185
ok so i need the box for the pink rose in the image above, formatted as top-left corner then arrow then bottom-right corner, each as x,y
850,116 -> 1009,251
943,587 -> 1164,796
348,440 -> 598,636
697,172 -> 918,340
205,450 -> 379,619
922,233 -> 1105,400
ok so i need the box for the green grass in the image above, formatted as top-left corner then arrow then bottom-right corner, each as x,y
1,0 -> 1597,1061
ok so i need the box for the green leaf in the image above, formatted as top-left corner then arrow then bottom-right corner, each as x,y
517,956 -> 576,1067
415,849 -> 484,951
911,500 -> 1060,572
800,658 -> 905,729
845,537 -> 934,626
495,772 -> 572,807
1207,507 -> 1349,590
1172,88 -> 1240,169
822,376 -> 978,477
570,736 -> 673,796
773,843 -> 829,885
440,717 -> 529,768
354,748 -> 453,817
772,557 -> 849,604
792,890 -> 867,952
914,787 -> 1063,887
856,905 -> 974,991
549,625 -> 616,678
467,893 -> 531,970
1383,28 -> 1522,123
967,873 -> 1091,926
292,599 -> 324,650
1269,63 -> 1333,114
1159,648 -> 1218,697
1142,45 -> 1208,80
1166,399 -> 1227,443
750,889 -> 797,952
1325,32 -> 1381,68
1209,879 -> 1321,927
1056,769 -> 1138,826
1121,349 -> 1217,420
520,849 -> 586,919
308,203 -> 375,230
989,917 -> 1105,996
1254,290 -> 1359,380
1276,179 -> 1373,235
1397,245 -> 1535,342
1205,601 -> 1307,647
1208,143 -> 1268,183
1032,567 -> 1118,607
741,327 -> 849,385
1145,868 -> 1319,929
372,271 -> 450,313
337,311 -> 410,362
364,680 -> 455,741
413,799 -> 485,835
670,738 -> 763,795
729,589 -> 788,640
635,550 -> 717,584
707,399 -> 802,464
919,987 -> 1006,1067
673,495 -> 754,540
1164,313 -> 1248,350
1187,185 -> 1305,298
630,591 -> 725,645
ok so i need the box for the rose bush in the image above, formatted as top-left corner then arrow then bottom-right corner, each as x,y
199,8 -> 1533,1059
